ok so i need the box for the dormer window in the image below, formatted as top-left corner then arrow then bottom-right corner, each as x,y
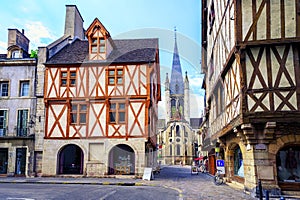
91,37 -> 106,54
12,50 -> 21,58
86,18 -> 113,61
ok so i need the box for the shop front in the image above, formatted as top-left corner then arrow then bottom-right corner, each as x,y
0,148 -> 8,175
108,144 -> 135,175
58,144 -> 84,174
277,145 -> 300,191
226,143 -> 245,184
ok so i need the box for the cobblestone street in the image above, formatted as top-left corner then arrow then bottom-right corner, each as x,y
149,165 -> 255,200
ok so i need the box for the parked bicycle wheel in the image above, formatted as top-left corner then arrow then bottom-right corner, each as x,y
213,174 -> 223,185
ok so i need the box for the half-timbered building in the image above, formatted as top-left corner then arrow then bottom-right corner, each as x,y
42,18 -> 160,176
200,0 -> 300,194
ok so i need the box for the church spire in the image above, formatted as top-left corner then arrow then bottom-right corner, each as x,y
170,27 -> 184,95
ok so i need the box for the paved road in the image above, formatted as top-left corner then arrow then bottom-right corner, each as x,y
2,165 -> 291,199
150,165 -> 255,200
0,183 -> 178,200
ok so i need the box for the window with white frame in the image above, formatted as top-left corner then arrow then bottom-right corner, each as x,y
20,81 -> 29,96
17,109 -> 28,136
0,82 -> 9,97
0,110 -> 7,136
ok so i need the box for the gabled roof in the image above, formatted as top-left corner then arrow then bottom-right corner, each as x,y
85,18 -> 111,38
46,38 -> 158,65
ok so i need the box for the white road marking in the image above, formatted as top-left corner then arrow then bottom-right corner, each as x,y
7,198 -> 35,200
99,190 -> 117,200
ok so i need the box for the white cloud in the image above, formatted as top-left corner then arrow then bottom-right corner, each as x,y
24,21 -> 56,50
190,93 -> 204,118
0,41 -> 6,54
189,77 -> 203,88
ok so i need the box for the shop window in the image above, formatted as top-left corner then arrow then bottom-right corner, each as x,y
277,146 -> 300,182
108,144 -> 135,175
233,146 -> 244,177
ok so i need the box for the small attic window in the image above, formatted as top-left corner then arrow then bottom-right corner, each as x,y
12,50 -> 21,58
91,37 -> 106,54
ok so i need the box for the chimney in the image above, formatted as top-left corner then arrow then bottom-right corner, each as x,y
7,29 -> 30,58
64,5 -> 84,39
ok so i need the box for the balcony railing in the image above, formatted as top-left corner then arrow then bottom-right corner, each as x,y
0,128 -> 6,136
17,128 -> 28,137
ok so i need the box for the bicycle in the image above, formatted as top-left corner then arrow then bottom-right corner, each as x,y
213,169 -> 224,185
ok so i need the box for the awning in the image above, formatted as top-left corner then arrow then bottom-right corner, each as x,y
194,156 -> 204,161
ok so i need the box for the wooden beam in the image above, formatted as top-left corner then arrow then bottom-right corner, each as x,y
280,0 -> 285,38
297,0 -> 300,37
244,0 -> 267,42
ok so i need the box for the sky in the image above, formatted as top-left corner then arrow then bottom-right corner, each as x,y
0,0 -> 204,118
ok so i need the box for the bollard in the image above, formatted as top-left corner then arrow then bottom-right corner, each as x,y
258,180 -> 263,200
265,190 -> 269,200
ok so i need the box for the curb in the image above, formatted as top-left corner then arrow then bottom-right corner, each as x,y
0,181 -> 148,186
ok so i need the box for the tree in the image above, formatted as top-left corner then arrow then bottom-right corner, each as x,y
30,49 -> 38,58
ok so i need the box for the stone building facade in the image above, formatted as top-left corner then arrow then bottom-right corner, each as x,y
0,29 -> 36,176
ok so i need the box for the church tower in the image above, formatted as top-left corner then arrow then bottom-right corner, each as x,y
157,28 -> 197,165
165,28 -> 190,122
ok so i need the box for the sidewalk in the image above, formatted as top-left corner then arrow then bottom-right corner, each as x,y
0,176 -> 146,186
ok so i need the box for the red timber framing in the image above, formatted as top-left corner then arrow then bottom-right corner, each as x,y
44,62 -> 158,140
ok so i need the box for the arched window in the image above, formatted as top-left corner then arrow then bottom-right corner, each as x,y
171,99 -> 176,117
233,146 -> 244,177
169,125 -> 173,137
176,125 -> 180,137
169,145 -> 173,156
176,144 -> 181,156
108,144 -> 135,175
179,99 -> 184,116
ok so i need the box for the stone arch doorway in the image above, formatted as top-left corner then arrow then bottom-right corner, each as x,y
227,143 -> 244,183
108,144 -> 135,175
58,144 -> 83,174
276,145 -> 300,191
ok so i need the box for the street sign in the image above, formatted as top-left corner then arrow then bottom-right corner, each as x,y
142,167 -> 154,181
216,159 -> 225,174
216,159 -> 224,167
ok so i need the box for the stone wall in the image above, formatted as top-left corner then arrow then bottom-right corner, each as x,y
42,138 -> 146,177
